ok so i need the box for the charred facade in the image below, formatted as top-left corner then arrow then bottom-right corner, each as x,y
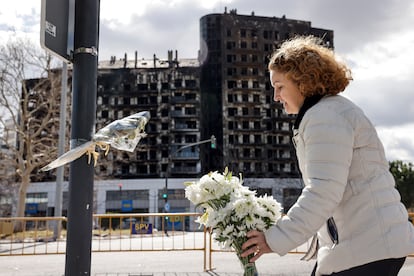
95,52 -> 201,179
199,10 -> 333,177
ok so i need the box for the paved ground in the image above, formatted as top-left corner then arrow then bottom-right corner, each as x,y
0,250 -> 413,276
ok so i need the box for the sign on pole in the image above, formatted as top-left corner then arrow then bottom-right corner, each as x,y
164,202 -> 170,212
40,0 -> 75,62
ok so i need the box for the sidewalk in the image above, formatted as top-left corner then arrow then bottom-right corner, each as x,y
0,250 -> 413,276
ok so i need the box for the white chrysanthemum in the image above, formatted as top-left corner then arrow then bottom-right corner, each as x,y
257,195 -> 283,220
236,225 -> 248,237
233,197 -> 255,219
245,214 -> 257,229
185,183 -> 202,205
184,166 -> 283,268
232,185 -> 256,201
222,224 -> 235,237
206,210 -> 222,228
252,217 -> 268,231
198,172 -> 231,201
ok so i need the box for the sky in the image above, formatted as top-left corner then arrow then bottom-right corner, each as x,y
1,0 -> 413,163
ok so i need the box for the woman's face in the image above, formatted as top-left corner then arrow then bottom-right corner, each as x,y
270,70 -> 305,114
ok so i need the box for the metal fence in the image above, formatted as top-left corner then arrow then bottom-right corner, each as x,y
0,216 -> 67,255
0,213 -> 204,253
1,212 -> 414,271
90,213 -> 206,253
0,213 -> 210,270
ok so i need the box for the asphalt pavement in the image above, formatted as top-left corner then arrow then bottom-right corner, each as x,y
0,250 -> 413,276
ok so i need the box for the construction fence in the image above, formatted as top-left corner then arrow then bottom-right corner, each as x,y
1,212 -> 413,271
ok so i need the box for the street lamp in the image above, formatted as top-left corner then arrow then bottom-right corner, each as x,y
164,135 -> 217,204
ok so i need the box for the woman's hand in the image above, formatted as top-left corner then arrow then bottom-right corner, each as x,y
241,230 -> 272,262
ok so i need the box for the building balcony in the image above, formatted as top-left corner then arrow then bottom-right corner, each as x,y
170,152 -> 200,160
170,96 -> 199,104
173,123 -> 198,132
171,111 -> 200,118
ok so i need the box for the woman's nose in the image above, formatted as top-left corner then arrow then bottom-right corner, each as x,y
273,88 -> 280,102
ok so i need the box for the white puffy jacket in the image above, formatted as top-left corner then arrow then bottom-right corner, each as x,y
264,95 -> 414,275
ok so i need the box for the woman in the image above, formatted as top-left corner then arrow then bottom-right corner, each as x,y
241,36 -> 414,276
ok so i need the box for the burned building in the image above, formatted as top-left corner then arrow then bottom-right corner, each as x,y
199,9 -> 333,177
79,10 -> 334,180
95,51 -> 201,179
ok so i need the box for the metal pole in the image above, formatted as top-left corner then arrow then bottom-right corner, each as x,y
163,136 -> 215,212
171,138 -> 214,155
53,61 -> 67,240
65,0 -> 99,275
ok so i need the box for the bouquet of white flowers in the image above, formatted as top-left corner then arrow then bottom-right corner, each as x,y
185,167 -> 282,276
41,111 -> 150,171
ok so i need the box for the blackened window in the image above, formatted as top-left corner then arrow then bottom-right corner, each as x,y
227,55 -> 236,62
227,80 -> 237,89
161,136 -> 169,144
228,108 -> 237,116
101,110 -> 108,119
240,29 -> 246,37
227,41 -> 236,49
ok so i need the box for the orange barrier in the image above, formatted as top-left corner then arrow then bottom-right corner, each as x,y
0,216 -> 67,255
0,213 -> 209,271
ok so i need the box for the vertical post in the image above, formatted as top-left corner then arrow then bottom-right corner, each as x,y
164,159 -> 169,236
65,0 -> 99,275
118,183 -> 123,211
53,61 -> 67,240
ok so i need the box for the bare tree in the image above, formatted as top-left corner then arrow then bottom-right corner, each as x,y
0,37 -> 68,221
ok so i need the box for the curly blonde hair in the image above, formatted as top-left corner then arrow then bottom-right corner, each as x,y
268,36 -> 352,96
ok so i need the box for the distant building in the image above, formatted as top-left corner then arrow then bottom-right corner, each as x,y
21,10 -> 333,216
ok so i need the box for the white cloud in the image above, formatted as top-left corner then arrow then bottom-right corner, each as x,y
100,0 -> 149,25
0,1 -> 40,44
347,30 -> 414,81
377,124 -> 414,163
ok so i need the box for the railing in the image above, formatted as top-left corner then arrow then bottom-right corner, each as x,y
1,213 -> 414,271
205,226 -> 311,271
0,213 -> 210,270
0,216 -> 67,255
91,213 -> 205,253
204,212 -> 414,270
